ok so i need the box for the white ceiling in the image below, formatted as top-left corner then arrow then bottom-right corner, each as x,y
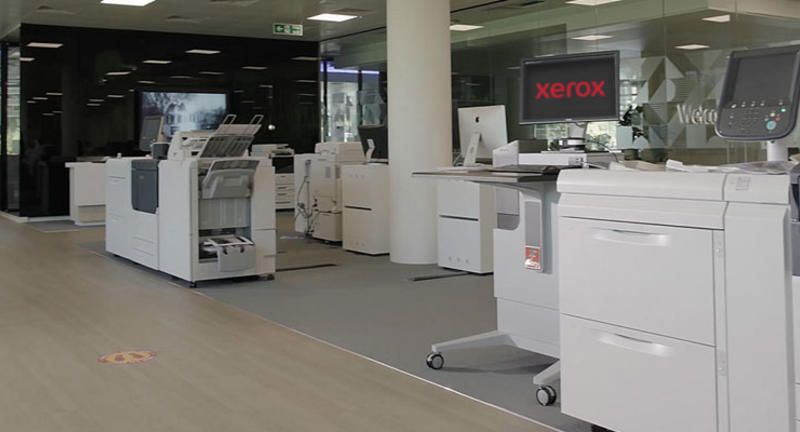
4,0 -> 498,42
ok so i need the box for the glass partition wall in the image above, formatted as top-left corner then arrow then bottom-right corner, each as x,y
321,0 -> 800,164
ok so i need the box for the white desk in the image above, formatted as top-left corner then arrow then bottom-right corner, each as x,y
66,162 -> 107,226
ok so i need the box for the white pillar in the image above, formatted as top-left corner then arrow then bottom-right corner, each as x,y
387,0 -> 452,264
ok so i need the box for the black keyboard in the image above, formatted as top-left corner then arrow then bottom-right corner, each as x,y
488,165 -> 569,175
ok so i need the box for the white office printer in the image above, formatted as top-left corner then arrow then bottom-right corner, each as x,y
106,115 -> 277,287
557,45 -> 800,432
252,144 -> 296,211
295,142 -> 366,242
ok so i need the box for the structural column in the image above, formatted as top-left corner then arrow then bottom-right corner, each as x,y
387,0 -> 452,264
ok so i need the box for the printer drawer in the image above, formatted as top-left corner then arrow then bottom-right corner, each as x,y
559,217 -> 716,345
561,315 -> 718,432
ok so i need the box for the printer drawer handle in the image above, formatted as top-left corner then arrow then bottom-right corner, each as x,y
597,332 -> 674,357
592,228 -> 670,247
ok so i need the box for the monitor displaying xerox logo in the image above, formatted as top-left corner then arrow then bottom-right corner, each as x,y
520,51 -> 620,124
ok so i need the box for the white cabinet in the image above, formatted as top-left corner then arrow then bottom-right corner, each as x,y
342,164 -> 389,255
560,217 -> 716,345
561,316 -> 718,432
437,180 -> 496,274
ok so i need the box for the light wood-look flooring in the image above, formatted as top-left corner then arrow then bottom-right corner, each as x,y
0,218 -> 551,432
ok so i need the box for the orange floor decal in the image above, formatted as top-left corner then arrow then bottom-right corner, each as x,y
98,350 -> 157,365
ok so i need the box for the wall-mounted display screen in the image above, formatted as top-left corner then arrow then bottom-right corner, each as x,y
520,51 -> 620,124
140,91 -> 228,140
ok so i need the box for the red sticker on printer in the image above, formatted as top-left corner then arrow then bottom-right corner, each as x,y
525,246 -> 543,272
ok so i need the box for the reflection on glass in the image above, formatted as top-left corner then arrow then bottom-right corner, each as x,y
5,46 -> 21,211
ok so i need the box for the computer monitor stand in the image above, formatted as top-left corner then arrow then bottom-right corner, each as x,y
559,122 -> 588,150
463,131 -> 482,166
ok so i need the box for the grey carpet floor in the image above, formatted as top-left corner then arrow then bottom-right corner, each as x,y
195,215 -> 591,432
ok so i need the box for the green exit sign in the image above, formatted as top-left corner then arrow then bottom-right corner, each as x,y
273,23 -> 304,37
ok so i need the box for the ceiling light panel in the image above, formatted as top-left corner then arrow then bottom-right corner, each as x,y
143,59 -> 172,65
292,56 -> 319,61
572,34 -> 613,41
101,0 -> 157,6
450,24 -> 484,31
566,0 -> 621,5
106,71 -> 132,76
308,13 -> 358,23
676,44 -> 710,50
242,66 -> 268,71
186,49 -> 221,55
702,14 -> 731,23
19,57 -> 35,62
27,42 -> 63,49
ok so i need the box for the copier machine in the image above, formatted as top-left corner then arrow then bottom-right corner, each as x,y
106,115 -> 277,287
294,142 -> 366,241
556,46 -> 800,432
417,138 -> 618,408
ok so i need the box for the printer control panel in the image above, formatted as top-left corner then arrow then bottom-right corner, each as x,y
717,100 -> 793,140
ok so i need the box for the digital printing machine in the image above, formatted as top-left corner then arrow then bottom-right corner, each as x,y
294,142 -> 366,241
106,115 -> 277,287
555,46 -> 800,432
417,51 -> 623,409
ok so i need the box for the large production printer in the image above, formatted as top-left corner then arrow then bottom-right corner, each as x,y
417,51 -> 622,408
555,46 -> 800,432
106,115 -> 277,287
294,142 -> 366,241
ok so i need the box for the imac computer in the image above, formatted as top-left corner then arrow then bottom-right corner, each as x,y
520,51 -> 620,149
458,105 -> 509,166
358,125 -> 388,162
716,45 -> 800,161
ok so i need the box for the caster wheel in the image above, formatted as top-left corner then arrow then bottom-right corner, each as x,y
536,386 -> 558,407
189,282 -> 198,289
426,352 -> 444,370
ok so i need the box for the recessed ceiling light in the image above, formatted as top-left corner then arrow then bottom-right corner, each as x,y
566,0 -> 621,5
299,93 -> 317,97
702,14 -> 731,23
308,13 -> 358,23
186,49 -> 221,55
137,80 -> 157,84
199,71 -> 224,76
43,113 -> 55,117
171,75 -> 193,79
572,34 -> 613,41
107,94 -> 126,99
676,44 -> 710,50
46,92 -> 63,96
27,101 -> 37,104
19,57 -> 35,62
450,24 -> 483,31
106,71 -> 132,76
259,84 -> 273,88
292,56 -> 319,61
87,103 -> 102,107
295,79 -> 316,83
242,66 -> 268,71
101,0 -> 157,6
89,99 -> 105,103
507,66 -> 521,70
143,59 -> 172,65
27,42 -> 63,49
33,97 -> 48,101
